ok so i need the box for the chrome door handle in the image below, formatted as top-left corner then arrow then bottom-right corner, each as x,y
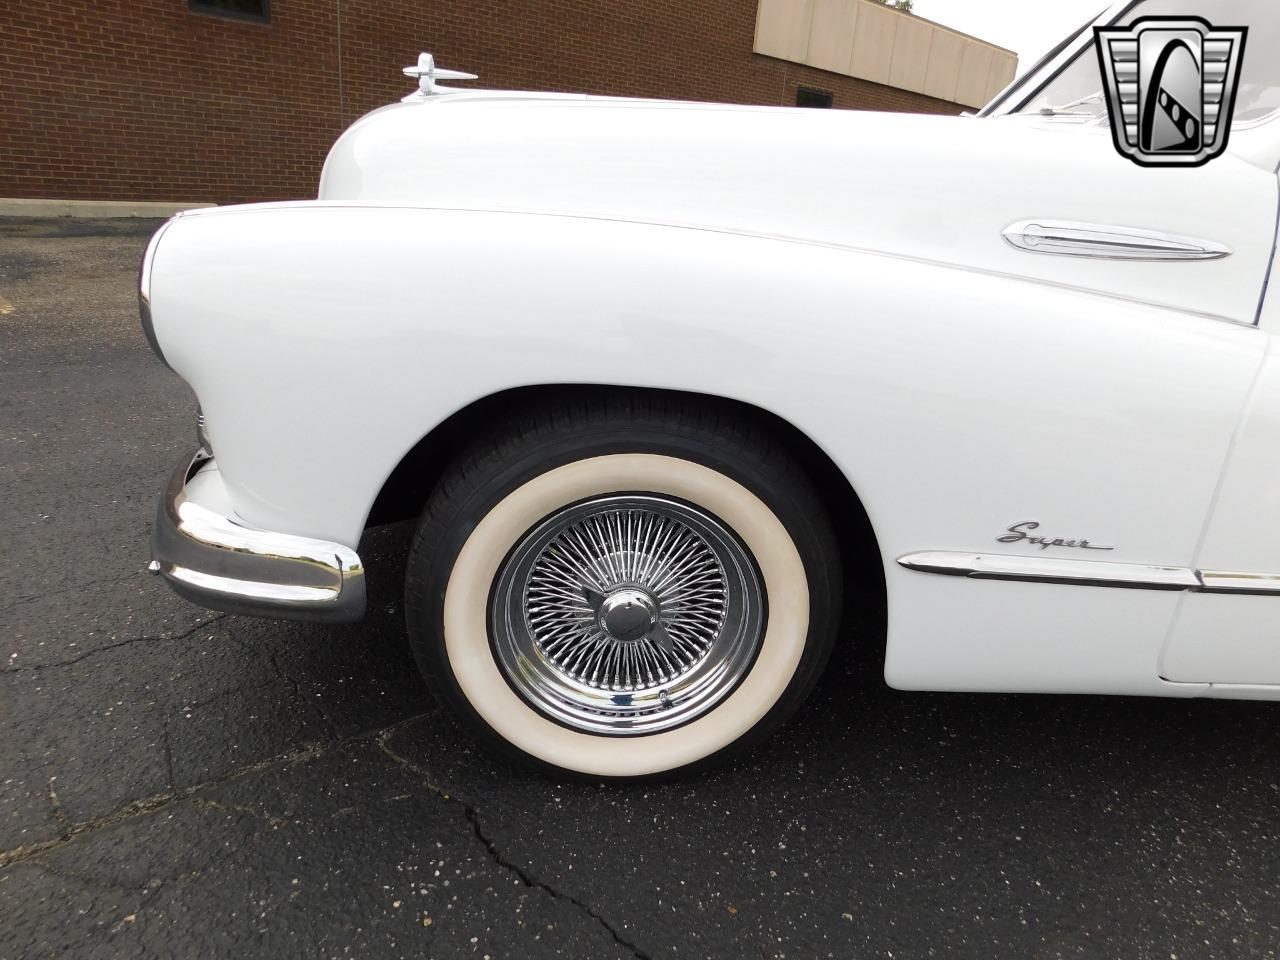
1002,219 -> 1231,260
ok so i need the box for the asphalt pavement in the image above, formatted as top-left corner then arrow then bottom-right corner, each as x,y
3,217 -> 1280,959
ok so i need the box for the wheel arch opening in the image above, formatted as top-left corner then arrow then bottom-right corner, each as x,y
365,384 -> 885,627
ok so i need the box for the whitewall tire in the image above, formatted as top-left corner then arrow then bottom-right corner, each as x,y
404,396 -> 841,779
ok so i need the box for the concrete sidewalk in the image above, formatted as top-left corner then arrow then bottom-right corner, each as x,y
0,198 -> 213,219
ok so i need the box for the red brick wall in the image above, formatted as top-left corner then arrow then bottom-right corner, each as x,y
0,1 -> 961,204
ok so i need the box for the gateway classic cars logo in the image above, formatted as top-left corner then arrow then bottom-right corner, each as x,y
1095,16 -> 1247,166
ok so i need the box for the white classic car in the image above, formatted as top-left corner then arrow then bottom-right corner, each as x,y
144,0 -> 1280,779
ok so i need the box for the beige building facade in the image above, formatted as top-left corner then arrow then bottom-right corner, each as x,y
754,0 -> 1018,109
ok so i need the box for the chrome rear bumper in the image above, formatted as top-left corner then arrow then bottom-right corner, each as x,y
150,448 -> 366,623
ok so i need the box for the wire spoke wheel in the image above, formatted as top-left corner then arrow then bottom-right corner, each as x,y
490,494 -> 767,735
407,399 -> 840,777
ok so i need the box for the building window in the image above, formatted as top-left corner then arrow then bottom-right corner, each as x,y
188,0 -> 270,23
795,88 -> 834,109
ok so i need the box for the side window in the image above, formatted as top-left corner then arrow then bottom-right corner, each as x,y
1016,0 -> 1280,124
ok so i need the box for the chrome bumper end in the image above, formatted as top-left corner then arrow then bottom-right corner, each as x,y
151,448 -> 366,623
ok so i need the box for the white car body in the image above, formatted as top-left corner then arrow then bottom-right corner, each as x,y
145,2 -> 1280,703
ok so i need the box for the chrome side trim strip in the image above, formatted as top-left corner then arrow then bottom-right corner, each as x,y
900,551 -> 1280,596
1002,219 -> 1231,261
1197,571 -> 1280,596
898,551 -> 1200,590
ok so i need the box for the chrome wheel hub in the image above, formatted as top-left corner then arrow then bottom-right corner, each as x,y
596,588 -> 659,643
489,494 -> 767,736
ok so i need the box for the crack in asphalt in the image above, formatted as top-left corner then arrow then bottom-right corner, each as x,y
0,741 -> 324,871
170,676 -> 280,713
218,622 -> 342,739
190,795 -> 288,830
375,730 -> 653,960
0,571 -> 144,617
267,648 -> 341,741
3,613 -> 228,674
1,714 -> 649,959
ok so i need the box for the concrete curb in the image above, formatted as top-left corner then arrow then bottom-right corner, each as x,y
0,198 -> 215,219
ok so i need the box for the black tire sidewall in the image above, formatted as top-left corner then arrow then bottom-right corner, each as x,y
405,409 -> 841,780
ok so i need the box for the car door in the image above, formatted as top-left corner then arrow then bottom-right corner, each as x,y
897,0 -> 1280,694
1162,207 -> 1280,688
981,0 -> 1280,327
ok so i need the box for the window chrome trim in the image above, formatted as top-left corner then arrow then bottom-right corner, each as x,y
981,1 -> 1141,117
899,551 -> 1280,595
1232,107 -> 1280,129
